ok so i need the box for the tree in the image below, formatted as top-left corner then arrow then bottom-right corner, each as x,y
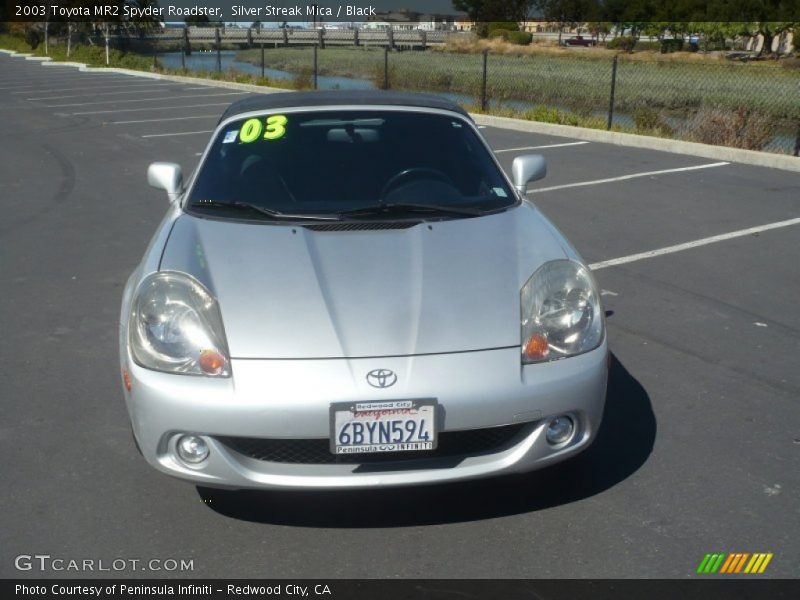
452,0 -> 535,36
185,14 -> 211,26
122,0 -> 163,37
532,0 -> 598,42
587,21 -> 613,42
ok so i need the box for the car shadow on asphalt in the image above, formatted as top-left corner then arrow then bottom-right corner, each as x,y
196,353 -> 656,527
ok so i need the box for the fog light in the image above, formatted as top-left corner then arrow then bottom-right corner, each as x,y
545,416 -> 575,446
176,435 -> 209,464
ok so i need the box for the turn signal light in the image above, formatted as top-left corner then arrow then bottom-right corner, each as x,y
122,369 -> 132,392
198,349 -> 226,376
523,333 -> 549,361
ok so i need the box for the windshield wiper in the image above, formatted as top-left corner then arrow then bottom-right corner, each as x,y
338,202 -> 486,219
192,199 -> 340,222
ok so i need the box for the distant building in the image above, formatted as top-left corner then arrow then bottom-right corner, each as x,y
362,9 -> 459,31
454,19 -> 474,32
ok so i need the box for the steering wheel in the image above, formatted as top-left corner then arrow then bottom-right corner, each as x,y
379,167 -> 455,200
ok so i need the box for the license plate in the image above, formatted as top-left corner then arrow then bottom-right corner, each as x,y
329,399 -> 437,455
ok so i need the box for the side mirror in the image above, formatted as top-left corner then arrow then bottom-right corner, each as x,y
511,154 -> 547,194
147,162 -> 183,203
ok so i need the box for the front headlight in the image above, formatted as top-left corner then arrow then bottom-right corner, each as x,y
521,260 -> 603,364
129,271 -> 230,377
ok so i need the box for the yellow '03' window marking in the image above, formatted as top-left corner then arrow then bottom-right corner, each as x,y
238,115 -> 288,143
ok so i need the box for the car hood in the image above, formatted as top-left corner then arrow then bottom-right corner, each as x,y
160,206 -> 568,359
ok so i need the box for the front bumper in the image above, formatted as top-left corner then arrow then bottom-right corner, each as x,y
121,343 -> 608,490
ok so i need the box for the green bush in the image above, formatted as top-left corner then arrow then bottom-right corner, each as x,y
479,21 -> 519,38
507,31 -> 533,46
679,108 -> 774,150
700,34 -> 727,52
633,106 -> 660,129
660,39 -> 684,53
635,41 -> 661,51
488,29 -> 510,41
606,36 -> 637,52
293,66 -> 313,90
24,28 -> 41,49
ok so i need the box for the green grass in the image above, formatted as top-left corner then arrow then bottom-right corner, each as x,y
0,34 -> 155,70
235,46 -> 800,121
159,66 -> 305,91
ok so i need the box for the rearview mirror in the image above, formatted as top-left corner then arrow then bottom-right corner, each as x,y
511,155 -> 547,194
147,162 -> 183,203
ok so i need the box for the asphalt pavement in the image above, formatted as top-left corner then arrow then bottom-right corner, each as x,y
1,54 -> 798,579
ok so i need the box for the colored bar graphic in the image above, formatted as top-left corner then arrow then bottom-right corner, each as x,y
744,554 -> 760,573
734,553 -> 750,573
758,553 -> 773,573
699,552 -> 773,574
718,553 -> 735,573
710,553 -> 725,573
697,554 -> 713,574
722,553 -> 740,573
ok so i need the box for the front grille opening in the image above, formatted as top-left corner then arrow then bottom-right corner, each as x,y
216,423 -> 531,465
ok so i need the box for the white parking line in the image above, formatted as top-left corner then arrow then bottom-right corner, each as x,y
529,162 -> 729,194
141,130 -> 214,138
0,77 -> 137,90
12,81 -> 176,94
45,92 -> 247,108
111,115 -> 220,124
28,87 -> 188,101
0,74 -> 129,85
69,102 -> 235,115
495,141 -> 589,153
590,217 -> 800,271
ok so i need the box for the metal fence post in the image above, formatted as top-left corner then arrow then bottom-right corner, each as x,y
183,26 -> 190,57
260,43 -> 265,78
607,55 -> 618,130
104,31 -> 110,66
181,35 -> 186,69
794,123 -> 800,157
215,28 -> 221,73
313,44 -> 318,90
384,47 -> 389,90
481,49 -> 488,112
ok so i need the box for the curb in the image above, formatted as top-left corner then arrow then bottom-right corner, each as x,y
471,114 -> 800,173
1,49 -> 289,95
3,48 -> 798,172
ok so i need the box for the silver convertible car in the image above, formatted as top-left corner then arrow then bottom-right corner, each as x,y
119,91 -> 608,490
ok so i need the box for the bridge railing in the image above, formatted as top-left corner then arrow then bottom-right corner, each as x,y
134,27 -> 460,48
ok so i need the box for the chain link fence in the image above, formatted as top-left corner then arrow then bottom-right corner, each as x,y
111,35 -> 800,156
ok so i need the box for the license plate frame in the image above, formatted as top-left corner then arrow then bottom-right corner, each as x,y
329,399 -> 438,455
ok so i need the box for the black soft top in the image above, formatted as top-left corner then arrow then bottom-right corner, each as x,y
218,90 -> 470,123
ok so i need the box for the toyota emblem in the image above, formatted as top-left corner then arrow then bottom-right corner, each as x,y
366,369 -> 397,388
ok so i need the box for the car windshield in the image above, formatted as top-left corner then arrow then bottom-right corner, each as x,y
186,109 -> 516,220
